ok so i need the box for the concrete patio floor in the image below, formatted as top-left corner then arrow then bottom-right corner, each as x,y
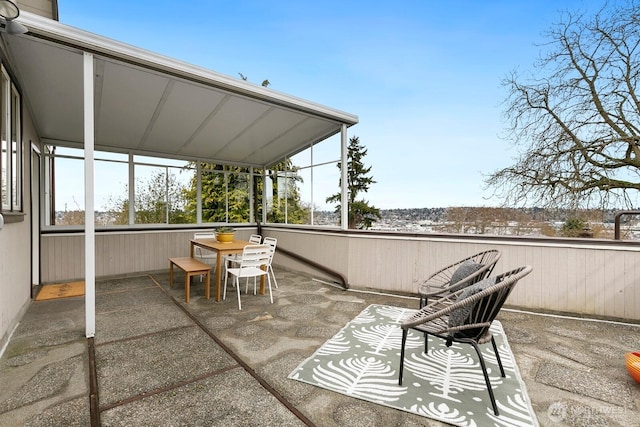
1,268 -> 639,426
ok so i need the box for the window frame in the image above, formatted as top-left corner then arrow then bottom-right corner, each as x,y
0,64 -> 22,214
41,137 -> 340,229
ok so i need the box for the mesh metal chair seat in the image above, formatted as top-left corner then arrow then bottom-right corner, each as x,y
223,244 -> 273,310
193,232 -> 217,262
262,236 -> 278,289
223,234 -> 262,278
400,265 -> 533,416
193,232 -> 217,282
418,249 -> 501,308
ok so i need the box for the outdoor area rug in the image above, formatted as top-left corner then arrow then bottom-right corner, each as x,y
289,304 -> 538,427
35,281 -> 85,301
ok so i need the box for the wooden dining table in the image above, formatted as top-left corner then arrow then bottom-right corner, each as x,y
189,238 -> 265,301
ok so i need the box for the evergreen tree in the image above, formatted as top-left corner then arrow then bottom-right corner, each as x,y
264,160 -> 310,224
183,164 -> 251,224
326,136 -> 381,229
181,160 -> 309,224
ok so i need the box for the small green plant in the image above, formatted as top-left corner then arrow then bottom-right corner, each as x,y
561,217 -> 591,237
216,226 -> 235,233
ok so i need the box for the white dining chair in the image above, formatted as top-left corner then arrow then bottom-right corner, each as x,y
262,236 -> 278,289
223,244 -> 273,310
223,234 -> 262,278
193,232 -> 216,281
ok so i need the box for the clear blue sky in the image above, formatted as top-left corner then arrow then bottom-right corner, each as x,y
57,0 -> 603,210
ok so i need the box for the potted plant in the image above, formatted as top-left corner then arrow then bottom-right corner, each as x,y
215,226 -> 235,243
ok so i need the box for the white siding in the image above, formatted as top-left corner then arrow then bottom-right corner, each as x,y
15,0 -> 55,19
0,106 -> 36,348
41,229 -> 259,281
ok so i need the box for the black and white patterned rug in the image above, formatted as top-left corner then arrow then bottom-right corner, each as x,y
289,304 -> 538,426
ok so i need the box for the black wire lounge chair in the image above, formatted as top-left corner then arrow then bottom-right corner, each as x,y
400,265 -> 533,416
418,249 -> 501,308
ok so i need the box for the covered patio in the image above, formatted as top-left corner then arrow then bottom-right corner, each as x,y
4,10 -> 357,339
1,268 -> 638,426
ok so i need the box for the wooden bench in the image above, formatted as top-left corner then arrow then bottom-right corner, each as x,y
168,257 -> 212,303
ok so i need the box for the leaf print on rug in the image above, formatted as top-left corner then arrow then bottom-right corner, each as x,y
404,347 -> 502,402
312,356 -> 407,402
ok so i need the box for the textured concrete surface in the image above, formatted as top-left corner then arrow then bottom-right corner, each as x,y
1,269 -> 639,426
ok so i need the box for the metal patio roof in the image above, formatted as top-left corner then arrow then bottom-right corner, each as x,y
3,12 -> 358,167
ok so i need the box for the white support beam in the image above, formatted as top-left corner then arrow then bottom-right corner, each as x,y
196,161 -> 202,224
310,146 -> 314,225
83,52 -> 96,338
340,124 -> 348,230
249,166 -> 254,222
262,167 -> 267,224
128,153 -> 134,225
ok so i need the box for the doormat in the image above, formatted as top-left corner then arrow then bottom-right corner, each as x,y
289,304 -> 538,426
35,281 -> 85,301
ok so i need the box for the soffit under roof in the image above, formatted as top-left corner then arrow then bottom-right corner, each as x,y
3,12 -> 358,167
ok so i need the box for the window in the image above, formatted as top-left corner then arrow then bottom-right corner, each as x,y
42,137 -> 339,228
44,149 -> 197,226
42,148 -> 131,226
200,164 -> 251,224
133,160 -> 193,225
1,66 -> 22,213
266,135 -> 341,226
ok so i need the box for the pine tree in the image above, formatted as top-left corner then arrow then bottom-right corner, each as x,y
263,160 -> 310,224
181,160 -> 309,224
326,136 -> 381,229
183,164 -> 251,224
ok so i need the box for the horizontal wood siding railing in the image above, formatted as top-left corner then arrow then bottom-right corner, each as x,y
40,227 -> 640,321
261,228 -> 640,322
40,229 -> 260,281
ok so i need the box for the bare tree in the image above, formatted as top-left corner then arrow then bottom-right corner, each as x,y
444,207 -> 469,233
487,1 -> 640,209
444,207 -> 535,236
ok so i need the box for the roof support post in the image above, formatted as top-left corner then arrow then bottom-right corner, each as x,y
262,167 -> 267,224
128,153 -> 134,225
310,146 -> 314,225
83,51 -> 96,338
340,124 -> 348,230
196,161 -> 202,224
249,166 -> 254,222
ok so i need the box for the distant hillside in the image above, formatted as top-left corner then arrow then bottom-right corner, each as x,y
376,207 -> 624,223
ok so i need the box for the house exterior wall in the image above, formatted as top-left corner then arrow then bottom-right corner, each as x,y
40,227 -> 640,322
15,0 -> 57,19
0,0 -> 54,349
0,102 -> 36,350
